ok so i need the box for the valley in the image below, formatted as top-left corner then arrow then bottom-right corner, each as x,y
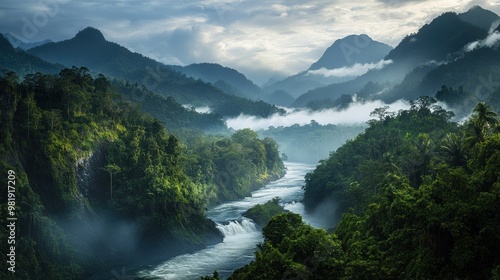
1,3 -> 500,280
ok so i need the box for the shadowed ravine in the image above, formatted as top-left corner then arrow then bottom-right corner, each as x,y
136,162 -> 326,280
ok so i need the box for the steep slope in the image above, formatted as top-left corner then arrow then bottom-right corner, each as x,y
0,34 -> 62,76
264,34 -> 392,99
380,8 -> 500,113
293,12 -> 488,107
28,27 -> 283,118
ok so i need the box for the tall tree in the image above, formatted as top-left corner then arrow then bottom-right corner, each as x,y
102,164 -> 121,199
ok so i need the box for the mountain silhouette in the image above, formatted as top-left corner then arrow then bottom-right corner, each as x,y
171,63 -> 263,99
309,34 -> 392,70
292,11 -> 490,107
264,34 -> 392,99
0,34 -> 62,76
459,5 -> 500,31
28,27 -> 282,118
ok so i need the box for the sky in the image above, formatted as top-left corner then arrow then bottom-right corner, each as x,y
1,0 -> 499,84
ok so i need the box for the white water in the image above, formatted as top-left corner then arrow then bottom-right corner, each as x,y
137,162 -> 324,280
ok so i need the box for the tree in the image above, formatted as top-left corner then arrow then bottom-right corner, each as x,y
472,102 -> 498,135
440,133 -> 467,167
370,106 -> 394,121
101,164 -> 121,199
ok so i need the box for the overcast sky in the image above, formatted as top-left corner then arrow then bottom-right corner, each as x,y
1,0 -> 498,84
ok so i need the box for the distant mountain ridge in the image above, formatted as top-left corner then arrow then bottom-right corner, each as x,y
263,34 -> 393,100
171,63 -> 264,99
309,34 -> 393,71
292,9 -> 492,107
0,34 -> 62,76
3,33 -> 53,50
28,27 -> 283,118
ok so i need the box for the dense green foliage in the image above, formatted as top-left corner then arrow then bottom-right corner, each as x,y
113,80 -> 228,133
304,96 -> 457,213
0,69 -> 285,279
229,213 -> 345,280
226,97 -> 500,279
183,129 -> 286,203
242,198 -> 287,227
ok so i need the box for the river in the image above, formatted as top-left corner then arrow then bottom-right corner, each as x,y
137,161 -> 326,280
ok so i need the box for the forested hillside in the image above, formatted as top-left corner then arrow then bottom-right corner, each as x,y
215,97 -> 500,279
0,69 -> 284,279
27,27 -> 284,119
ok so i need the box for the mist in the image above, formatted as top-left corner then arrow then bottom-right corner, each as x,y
465,20 -> 500,51
182,104 -> 213,114
306,59 -> 393,78
226,99 -> 410,131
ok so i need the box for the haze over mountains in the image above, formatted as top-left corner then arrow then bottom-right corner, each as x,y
2,5 -> 500,139
263,34 -> 393,101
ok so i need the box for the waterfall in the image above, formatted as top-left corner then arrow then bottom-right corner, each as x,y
216,220 -> 257,237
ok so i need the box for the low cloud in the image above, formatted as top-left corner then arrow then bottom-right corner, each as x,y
226,99 -> 410,131
183,104 -> 213,114
306,59 -> 393,78
466,31 -> 500,51
465,20 -> 500,52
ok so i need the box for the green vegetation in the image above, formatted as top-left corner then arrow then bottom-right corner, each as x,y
229,213 -> 345,280
242,198 -> 288,228
183,129 -> 286,203
27,27 -> 285,119
225,97 -> 500,279
0,69 -> 285,279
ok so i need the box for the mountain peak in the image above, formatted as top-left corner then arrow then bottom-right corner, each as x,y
459,5 -> 499,31
74,27 -> 106,42
309,34 -> 392,71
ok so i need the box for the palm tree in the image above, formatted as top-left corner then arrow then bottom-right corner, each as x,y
440,133 -> 467,167
466,103 -> 499,146
472,102 -> 498,134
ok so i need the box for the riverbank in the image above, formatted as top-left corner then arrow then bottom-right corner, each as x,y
137,162 -> 316,280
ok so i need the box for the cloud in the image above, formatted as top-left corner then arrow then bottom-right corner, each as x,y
0,1 -> 498,84
307,59 -> 393,78
226,99 -> 410,131
465,31 -> 500,52
182,104 -> 213,114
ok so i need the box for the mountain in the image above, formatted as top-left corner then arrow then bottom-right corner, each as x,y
309,34 -> 393,70
377,8 -> 500,114
28,27 -> 283,118
3,32 -> 53,50
0,34 -> 62,76
383,45 -> 500,117
171,63 -> 264,99
292,11 -> 489,107
386,12 -> 487,67
459,5 -> 500,31
263,34 -> 392,100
